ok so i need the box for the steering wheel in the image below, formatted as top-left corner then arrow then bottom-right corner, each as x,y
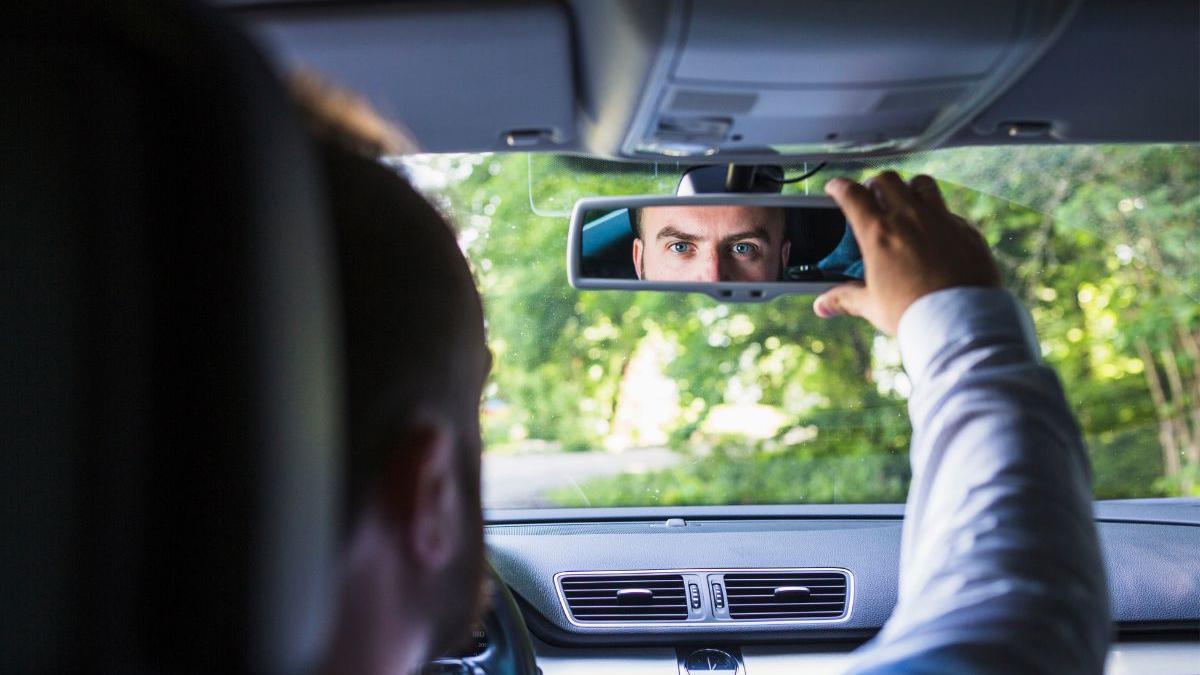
423,564 -> 539,675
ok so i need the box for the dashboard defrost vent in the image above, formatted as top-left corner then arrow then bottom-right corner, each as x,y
560,573 -> 688,622
723,571 -> 848,620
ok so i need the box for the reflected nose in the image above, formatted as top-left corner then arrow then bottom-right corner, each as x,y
696,249 -> 726,282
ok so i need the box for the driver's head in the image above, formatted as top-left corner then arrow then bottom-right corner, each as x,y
295,76 -> 489,674
632,205 -> 791,282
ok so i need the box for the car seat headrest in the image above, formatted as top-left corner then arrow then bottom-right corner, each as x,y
1,2 -> 341,672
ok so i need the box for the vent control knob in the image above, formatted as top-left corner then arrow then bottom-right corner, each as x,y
689,583 -> 702,609
711,582 -> 725,609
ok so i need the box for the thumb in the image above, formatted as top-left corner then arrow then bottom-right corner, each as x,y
813,282 -> 868,319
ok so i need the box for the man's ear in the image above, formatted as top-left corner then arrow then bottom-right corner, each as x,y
632,238 -> 644,279
780,239 -> 792,278
381,422 -> 461,572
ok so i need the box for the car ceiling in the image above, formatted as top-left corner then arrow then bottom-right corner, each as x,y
224,0 -> 1199,163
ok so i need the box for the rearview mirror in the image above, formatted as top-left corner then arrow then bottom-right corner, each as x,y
567,195 -> 862,302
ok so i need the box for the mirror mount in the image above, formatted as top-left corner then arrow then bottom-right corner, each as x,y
677,164 -> 785,195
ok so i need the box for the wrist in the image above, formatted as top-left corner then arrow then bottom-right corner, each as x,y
896,287 -> 1037,383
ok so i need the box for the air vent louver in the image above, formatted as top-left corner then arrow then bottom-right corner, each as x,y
724,571 -> 848,620
560,573 -> 688,622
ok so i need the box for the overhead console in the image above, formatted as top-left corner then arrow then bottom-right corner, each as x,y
227,0 -> 1197,160
617,0 -> 1079,161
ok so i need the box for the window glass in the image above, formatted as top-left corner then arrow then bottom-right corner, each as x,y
401,145 -> 1200,508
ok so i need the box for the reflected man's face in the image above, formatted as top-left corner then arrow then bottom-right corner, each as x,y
632,205 -> 791,282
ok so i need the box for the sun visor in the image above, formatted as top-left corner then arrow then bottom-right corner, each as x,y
240,1 -> 575,154
622,0 -> 1079,162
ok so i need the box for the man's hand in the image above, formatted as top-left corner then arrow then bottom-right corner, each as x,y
813,172 -> 1001,335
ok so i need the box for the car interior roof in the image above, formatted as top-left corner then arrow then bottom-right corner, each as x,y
226,0 -> 1199,160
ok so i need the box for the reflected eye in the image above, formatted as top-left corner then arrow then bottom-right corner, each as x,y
731,242 -> 757,256
668,242 -> 692,254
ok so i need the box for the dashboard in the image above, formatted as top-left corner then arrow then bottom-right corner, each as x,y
531,641 -> 1200,675
484,501 -> 1200,674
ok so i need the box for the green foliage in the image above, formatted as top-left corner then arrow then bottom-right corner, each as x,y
547,438 -> 910,507
406,144 -> 1200,505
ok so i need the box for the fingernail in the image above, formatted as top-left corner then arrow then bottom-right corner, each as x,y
813,298 -> 832,318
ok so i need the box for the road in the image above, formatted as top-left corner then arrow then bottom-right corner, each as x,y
482,446 -> 681,509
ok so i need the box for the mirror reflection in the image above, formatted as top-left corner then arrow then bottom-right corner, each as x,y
581,204 -> 864,282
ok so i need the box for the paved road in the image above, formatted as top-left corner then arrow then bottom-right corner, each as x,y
483,447 -> 681,509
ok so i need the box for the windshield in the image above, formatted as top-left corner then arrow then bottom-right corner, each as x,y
400,145 -> 1199,509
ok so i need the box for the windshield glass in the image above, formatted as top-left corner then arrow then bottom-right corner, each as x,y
400,145 -> 1199,509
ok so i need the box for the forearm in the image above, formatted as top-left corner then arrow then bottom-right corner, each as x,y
849,288 -> 1110,674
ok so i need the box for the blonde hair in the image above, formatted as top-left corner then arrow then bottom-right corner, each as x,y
289,70 -> 417,157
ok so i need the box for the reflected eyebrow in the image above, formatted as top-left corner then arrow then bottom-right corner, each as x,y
718,226 -> 771,246
655,225 -> 701,242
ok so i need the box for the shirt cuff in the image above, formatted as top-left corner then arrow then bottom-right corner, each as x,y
896,287 -> 1040,384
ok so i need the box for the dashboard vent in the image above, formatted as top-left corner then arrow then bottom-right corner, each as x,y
559,573 -> 688,622
723,570 -> 848,620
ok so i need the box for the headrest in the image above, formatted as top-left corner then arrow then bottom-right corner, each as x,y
1,2 -> 340,672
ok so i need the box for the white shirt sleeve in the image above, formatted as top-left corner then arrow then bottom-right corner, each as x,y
845,287 -> 1110,674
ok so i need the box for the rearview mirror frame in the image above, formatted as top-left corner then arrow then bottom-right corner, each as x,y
567,194 -> 849,302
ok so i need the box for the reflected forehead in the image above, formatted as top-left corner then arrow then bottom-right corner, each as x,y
642,205 -> 784,235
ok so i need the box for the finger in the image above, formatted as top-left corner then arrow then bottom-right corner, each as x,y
965,222 -> 992,253
813,282 -> 868,319
909,174 -> 946,210
962,219 -> 986,241
825,177 -> 885,239
865,171 -> 912,212
952,213 -> 986,241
